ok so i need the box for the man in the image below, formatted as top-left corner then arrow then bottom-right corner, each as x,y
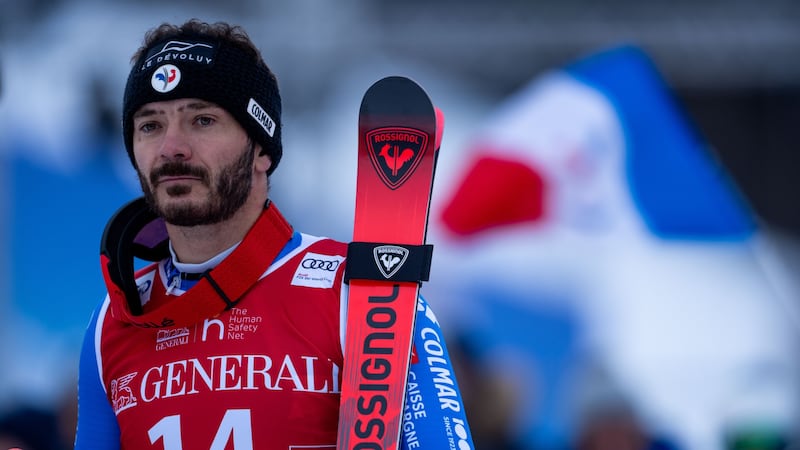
74,19 -> 473,449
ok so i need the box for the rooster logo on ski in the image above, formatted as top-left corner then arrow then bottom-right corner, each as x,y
366,127 -> 428,189
373,245 -> 410,279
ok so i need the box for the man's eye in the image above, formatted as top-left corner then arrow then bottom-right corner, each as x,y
196,116 -> 215,126
138,122 -> 158,133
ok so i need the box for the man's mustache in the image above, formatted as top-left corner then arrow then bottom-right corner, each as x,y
150,162 -> 209,186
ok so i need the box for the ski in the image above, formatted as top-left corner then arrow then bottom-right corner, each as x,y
337,76 -> 442,450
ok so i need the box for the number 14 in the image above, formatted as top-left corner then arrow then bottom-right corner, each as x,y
148,409 -> 253,449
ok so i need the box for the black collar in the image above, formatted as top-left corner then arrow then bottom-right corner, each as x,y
100,197 -> 293,328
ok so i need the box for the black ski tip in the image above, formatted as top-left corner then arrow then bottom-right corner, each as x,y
360,76 -> 435,117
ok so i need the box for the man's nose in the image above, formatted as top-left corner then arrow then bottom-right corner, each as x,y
159,124 -> 192,161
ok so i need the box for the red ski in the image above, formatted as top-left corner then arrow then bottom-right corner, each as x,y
337,76 -> 443,450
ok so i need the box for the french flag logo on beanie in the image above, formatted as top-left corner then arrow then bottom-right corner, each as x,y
151,64 -> 181,93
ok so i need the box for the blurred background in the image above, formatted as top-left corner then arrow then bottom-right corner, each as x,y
1,0 -> 799,449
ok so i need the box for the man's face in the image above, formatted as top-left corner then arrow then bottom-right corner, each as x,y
131,98 -> 262,226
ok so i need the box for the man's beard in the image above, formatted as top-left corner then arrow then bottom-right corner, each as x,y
139,142 -> 256,227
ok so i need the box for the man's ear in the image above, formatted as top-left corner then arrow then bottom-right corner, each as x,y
254,144 -> 272,174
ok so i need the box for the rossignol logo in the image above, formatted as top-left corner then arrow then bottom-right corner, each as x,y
248,98 -> 276,137
150,64 -> 181,93
366,127 -> 428,189
355,285 -> 400,448
373,245 -> 409,279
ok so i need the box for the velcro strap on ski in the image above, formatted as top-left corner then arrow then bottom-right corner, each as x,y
344,242 -> 433,284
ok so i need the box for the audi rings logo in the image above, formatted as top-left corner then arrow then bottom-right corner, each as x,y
292,252 -> 345,289
301,258 -> 340,271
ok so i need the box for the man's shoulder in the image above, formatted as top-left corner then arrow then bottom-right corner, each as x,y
296,232 -> 348,256
273,231 -> 348,272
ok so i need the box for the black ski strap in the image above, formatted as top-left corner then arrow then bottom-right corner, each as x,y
344,241 -> 433,284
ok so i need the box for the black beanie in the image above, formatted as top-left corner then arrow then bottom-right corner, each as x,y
122,33 -> 282,175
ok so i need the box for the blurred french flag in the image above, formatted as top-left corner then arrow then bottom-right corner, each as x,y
441,45 -> 753,240
432,46 -> 800,450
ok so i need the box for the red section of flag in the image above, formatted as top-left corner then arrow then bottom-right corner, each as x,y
441,153 -> 546,236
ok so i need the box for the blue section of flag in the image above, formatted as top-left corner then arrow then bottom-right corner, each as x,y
565,45 -> 755,240
10,149 -> 136,336
466,289 -> 581,450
